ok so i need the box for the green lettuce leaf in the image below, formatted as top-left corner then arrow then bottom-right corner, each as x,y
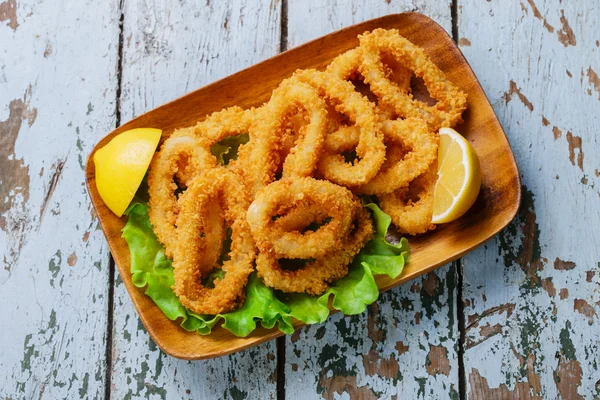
122,202 -> 292,337
210,133 -> 250,165
121,199 -> 409,337
285,201 -> 408,324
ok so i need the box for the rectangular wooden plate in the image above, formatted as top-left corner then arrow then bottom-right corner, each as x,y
85,12 -> 521,360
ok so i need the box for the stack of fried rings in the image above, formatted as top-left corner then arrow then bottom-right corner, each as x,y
147,28 -> 467,315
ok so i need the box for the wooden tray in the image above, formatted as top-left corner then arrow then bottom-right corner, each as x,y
85,12 -> 521,360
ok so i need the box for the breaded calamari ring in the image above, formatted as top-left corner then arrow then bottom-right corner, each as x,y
321,118 -> 437,195
358,28 -> 467,131
273,80 -> 330,179
148,127 -> 217,257
273,206 -> 329,232
193,105 -> 257,175
356,118 -> 438,194
238,79 -> 329,195
378,164 -> 437,235
194,106 -> 253,144
173,169 -> 256,315
291,69 -> 386,186
326,47 -> 412,119
246,178 -> 358,259
256,206 -> 373,295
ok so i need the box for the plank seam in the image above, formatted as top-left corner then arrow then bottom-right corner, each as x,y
279,0 -> 288,52
451,3 -> 466,398
104,259 -> 116,400
115,0 -> 125,128
276,336 -> 286,400
451,0 -> 458,42
276,2 -> 288,399
104,1 -> 125,399
456,258 -> 466,400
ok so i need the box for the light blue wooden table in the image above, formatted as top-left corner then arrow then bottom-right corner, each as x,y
1,0 -> 598,398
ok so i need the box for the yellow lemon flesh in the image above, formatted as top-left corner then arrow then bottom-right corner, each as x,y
432,127 -> 481,224
94,128 -> 162,217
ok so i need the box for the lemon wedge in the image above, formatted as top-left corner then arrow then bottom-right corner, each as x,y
431,127 -> 481,224
94,128 -> 162,217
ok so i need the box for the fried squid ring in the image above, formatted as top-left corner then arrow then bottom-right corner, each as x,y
326,47 -> 412,120
255,206 -> 373,295
193,106 -> 256,173
173,169 -> 256,315
238,80 -> 329,196
378,164 -> 437,235
291,69 -> 386,186
273,206 -> 328,232
246,177 -> 358,259
358,28 -> 467,131
272,80 -> 330,179
356,118 -> 438,194
148,128 -> 216,257
194,106 -> 253,144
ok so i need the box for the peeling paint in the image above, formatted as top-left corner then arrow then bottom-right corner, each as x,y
574,299 -> 596,325
541,278 -> 556,297
458,38 -> 471,46
554,258 -> 576,270
367,302 -> 385,344
503,80 -> 534,111
43,42 -> 52,57
362,350 -> 399,381
556,10 -> 576,47
467,303 -> 515,330
498,186 -> 543,288
479,322 -> 502,341
526,0 -> 554,33
395,341 -> 409,356
0,0 -> 18,31
40,160 -> 65,222
554,323 -> 583,400
67,252 -> 77,266
48,250 -> 62,287
554,359 -> 583,400
586,67 -> 600,100
565,131 -> 584,170
426,346 -> 450,376
552,126 -> 562,140
0,89 -> 37,271
318,375 -> 377,400
469,368 -> 542,399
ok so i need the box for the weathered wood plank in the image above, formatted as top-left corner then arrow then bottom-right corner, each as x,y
286,268 -> 459,399
0,0 -> 120,398
284,2 -> 460,398
109,1 -> 282,398
458,1 -> 600,398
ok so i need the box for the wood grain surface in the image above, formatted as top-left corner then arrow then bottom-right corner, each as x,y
2,0 -> 598,399
109,1 -> 281,398
284,3 -> 461,399
0,1 -> 120,398
458,1 -> 600,398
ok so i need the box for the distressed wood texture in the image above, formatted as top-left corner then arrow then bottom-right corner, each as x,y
108,1 -> 282,398
458,1 -> 600,398
0,0 -> 120,398
284,2 -> 460,399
